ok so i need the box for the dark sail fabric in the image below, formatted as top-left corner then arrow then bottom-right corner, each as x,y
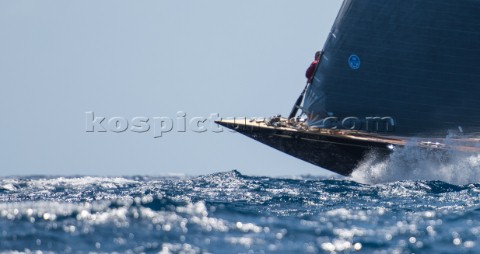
304,0 -> 480,137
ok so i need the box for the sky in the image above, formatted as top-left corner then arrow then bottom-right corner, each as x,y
0,0 -> 344,176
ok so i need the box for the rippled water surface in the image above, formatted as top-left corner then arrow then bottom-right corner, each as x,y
1,171 -> 480,253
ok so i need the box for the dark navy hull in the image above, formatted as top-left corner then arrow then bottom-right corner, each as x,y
217,119 -> 395,176
216,119 -> 480,175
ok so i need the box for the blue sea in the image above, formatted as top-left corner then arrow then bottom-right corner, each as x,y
1,168 -> 480,253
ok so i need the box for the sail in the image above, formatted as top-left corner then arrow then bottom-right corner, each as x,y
304,0 -> 480,137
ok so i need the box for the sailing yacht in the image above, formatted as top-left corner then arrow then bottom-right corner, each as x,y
216,0 -> 480,176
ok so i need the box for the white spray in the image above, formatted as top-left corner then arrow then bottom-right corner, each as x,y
350,140 -> 480,185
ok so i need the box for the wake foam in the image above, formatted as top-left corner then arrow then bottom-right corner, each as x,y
351,143 -> 480,185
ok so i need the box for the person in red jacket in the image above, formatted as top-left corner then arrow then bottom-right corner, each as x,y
305,51 -> 322,83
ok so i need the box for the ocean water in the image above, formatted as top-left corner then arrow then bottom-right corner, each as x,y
1,166 -> 480,254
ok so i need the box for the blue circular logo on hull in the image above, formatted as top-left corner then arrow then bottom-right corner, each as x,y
348,54 -> 361,70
